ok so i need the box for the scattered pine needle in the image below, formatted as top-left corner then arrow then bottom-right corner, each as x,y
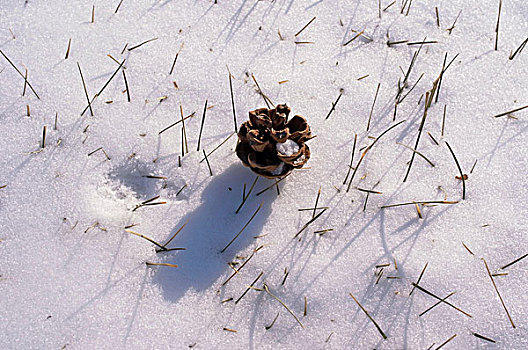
256,175 -> 289,196
114,0 -> 125,13
22,69 -> 27,96
343,134 -> 357,185
235,271 -> 263,304
146,262 -> 178,268
495,0 -> 502,51
251,73 -> 273,108
41,126 -> 47,148
326,332 -> 334,343
81,59 -> 126,116
0,49 -> 40,99
493,104 -> 528,118
126,229 -> 166,250
483,258 -> 515,328
383,1 -> 396,12
357,188 -> 382,194
415,203 -> 423,218
445,141 -> 466,199
87,147 -> 102,157
435,334 -> 456,350
263,284 -> 304,328
199,132 -> 236,163
122,70 -> 130,102
202,149 -> 213,176
159,113 -> 194,134
265,312 -> 280,330
347,120 -> 406,191
388,40 -> 409,47
349,293 -> 387,339
222,203 -> 263,253
447,10 -> 462,35
410,262 -> 428,296
472,332 -> 496,343
509,37 -> 528,60
470,159 -> 478,174
293,208 -> 327,239
222,246 -> 263,286
169,51 -> 180,75
235,176 -> 259,213
397,142 -> 435,167
197,100 -> 208,151
501,253 -> 528,270
226,66 -> 238,132
325,92 -> 343,120
128,37 -> 158,51
295,16 -> 316,37
381,200 -> 458,209
298,206 -> 329,212
462,242 -> 475,255
419,292 -> 455,317
367,83 -> 381,131
312,186 -> 322,219
160,220 -> 188,249
492,272 -> 508,277
411,283 -> 472,317
403,79 -> 439,182
407,40 -> 437,46
344,31 -> 364,46
65,38 -> 72,59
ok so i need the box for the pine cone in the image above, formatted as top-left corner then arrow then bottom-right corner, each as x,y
236,104 -> 311,178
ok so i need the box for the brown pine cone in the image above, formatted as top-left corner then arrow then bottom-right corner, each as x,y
236,104 -> 312,178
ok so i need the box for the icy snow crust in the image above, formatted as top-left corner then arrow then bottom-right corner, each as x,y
0,0 -> 527,349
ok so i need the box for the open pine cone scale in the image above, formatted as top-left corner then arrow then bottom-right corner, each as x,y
236,104 -> 312,178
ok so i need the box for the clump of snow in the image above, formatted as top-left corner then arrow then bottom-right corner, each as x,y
276,139 -> 300,156
270,162 -> 285,176
0,0 -> 527,349
291,153 -> 306,167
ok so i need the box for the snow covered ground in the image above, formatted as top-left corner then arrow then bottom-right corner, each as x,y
1,0 -> 527,349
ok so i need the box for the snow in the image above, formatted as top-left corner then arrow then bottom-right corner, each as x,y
277,139 -> 300,156
0,0 -> 527,349
270,162 -> 285,176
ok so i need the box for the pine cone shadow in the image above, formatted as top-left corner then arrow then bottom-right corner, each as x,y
153,164 -> 273,302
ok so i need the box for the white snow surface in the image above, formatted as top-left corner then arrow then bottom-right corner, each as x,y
1,1 -> 527,349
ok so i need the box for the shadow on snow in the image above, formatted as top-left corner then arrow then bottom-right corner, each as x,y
153,163 -> 273,302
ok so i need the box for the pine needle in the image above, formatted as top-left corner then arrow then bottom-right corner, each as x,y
349,293 -> 387,339
445,141 -> 466,200
411,283 -> 472,318
483,258 -> 515,328
146,262 -> 178,268
347,120 -> 406,191
222,203 -> 263,253
263,284 -> 304,328
126,229 -> 166,250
